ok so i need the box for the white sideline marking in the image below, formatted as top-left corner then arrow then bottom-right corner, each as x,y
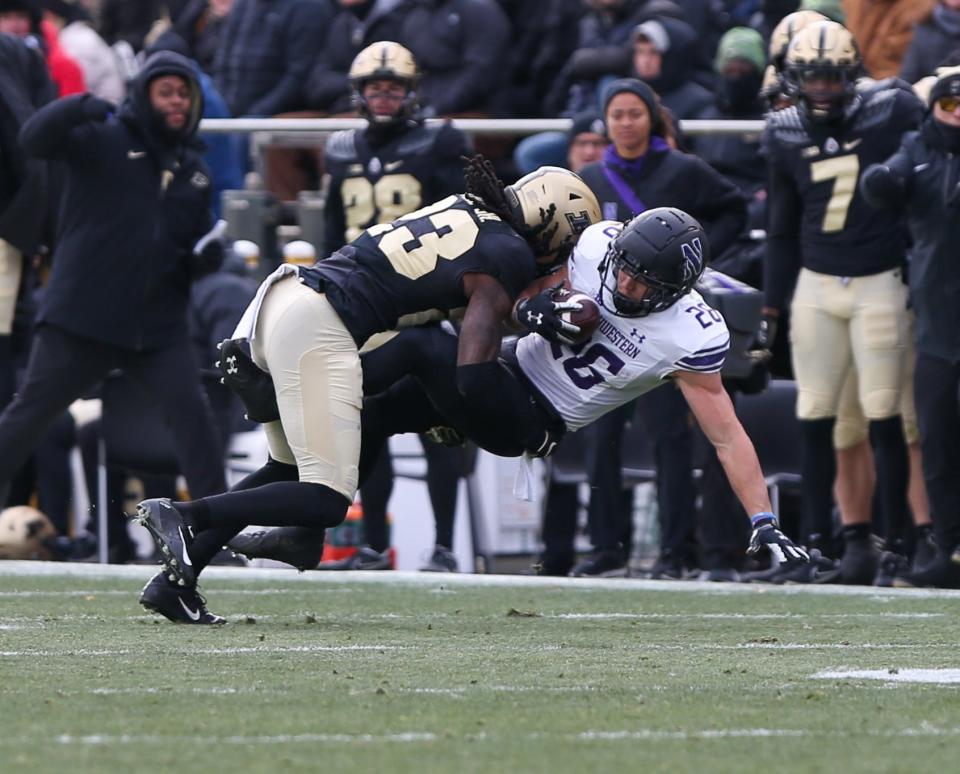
551,612 -> 943,620
814,669 -> 960,684
0,723 -> 955,747
3,559 -> 960,599
90,687 -> 254,695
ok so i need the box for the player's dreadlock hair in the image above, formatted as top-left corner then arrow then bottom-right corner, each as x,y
462,154 -> 561,258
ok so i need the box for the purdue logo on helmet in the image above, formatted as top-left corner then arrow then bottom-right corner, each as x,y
785,21 -> 861,122
349,41 -> 419,124
598,207 -> 709,318
0,506 -> 57,560
504,166 -> 601,266
768,9 -> 828,72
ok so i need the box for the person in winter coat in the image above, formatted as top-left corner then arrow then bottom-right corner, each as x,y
861,66 -> 960,588
900,0 -> 960,82
0,51 -> 227,510
842,0 -> 936,78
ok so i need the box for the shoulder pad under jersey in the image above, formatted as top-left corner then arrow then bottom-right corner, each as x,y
395,122 -> 446,157
764,106 -> 811,148
851,84 -> 923,134
324,129 -> 359,162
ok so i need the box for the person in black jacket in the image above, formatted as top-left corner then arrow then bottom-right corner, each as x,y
899,1 -> 960,84
0,52 -> 228,571
574,77 -> 749,580
0,34 -> 54,411
860,65 -> 960,587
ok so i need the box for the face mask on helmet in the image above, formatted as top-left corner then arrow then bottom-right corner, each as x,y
784,21 -> 860,123
349,41 -> 419,125
598,207 -> 708,317
504,166 -> 602,269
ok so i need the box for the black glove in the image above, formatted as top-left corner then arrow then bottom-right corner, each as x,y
193,239 -> 225,278
750,312 -> 778,363
82,95 -> 114,122
514,284 -> 583,345
861,163 -> 906,206
747,513 -> 809,569
523,426 -> 563,458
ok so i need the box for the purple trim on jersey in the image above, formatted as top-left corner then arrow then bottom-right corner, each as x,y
676,340 -> 730,371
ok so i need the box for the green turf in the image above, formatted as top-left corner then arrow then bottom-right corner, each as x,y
2,567 -> 959,773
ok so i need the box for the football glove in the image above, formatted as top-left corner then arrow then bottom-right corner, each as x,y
514,284 -> 583,345
747,513 -> 809,569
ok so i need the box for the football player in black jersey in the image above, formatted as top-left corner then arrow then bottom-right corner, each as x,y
319,42 -> 471,572
130,156 -> 601,619
760,21 -> 924,583
322,41 -> 470,257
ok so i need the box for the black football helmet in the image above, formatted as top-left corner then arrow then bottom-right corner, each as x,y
598,207 -> 708,317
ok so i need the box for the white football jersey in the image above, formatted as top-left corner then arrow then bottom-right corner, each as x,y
516,221 -> 730,431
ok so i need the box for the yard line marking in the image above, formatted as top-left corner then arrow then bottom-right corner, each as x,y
550,613 -> 943,620
0,644 -> 406,657
813,669 -> 960,684
3,559 -> 960,599
38,733 -> 439,746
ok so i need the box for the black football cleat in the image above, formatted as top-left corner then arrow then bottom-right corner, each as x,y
894,548 -> 960,589
420,545 -> 458,573
317,545 -> 393,571
139,572 -> 225,625
132,498 -> 196,587
227,527 -> 325,571
570,550 -> 628,578
840,536 -> 881,586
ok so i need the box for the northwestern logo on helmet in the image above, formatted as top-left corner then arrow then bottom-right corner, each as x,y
681,237 -> 704,279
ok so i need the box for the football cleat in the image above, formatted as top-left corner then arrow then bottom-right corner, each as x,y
839,535 -> 880,585
316,545 -> 393,571
570,550 -> 628,578
420,545 -> 458,573
139,572 -> 225,625
131,498 -> 195,587
227,527 -> 325,572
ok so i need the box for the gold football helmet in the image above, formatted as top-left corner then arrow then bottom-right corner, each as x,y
348,41 -> 419,123
505,166 -> 602,266
785,21 -> 861,121
0,506 -> 57,561
768,9 -> 828,71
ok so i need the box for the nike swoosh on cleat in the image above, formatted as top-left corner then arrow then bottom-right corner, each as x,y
178,598 -> 201,621
178,527 -> 193,567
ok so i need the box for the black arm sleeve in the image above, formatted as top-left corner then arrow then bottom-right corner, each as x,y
19,94 -> 94,158
322,174 -> 347,257
763,148 -> 804,312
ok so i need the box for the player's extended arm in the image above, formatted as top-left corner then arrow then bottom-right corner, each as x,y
676,370 -> 809,565
676,370 -> 770,515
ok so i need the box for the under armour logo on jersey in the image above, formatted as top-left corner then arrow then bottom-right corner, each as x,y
190,171 -> 210,189
225,355 -> 239,375
526,311 -> 544,327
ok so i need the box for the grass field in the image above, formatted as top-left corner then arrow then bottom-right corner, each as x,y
2,562 -> 960,773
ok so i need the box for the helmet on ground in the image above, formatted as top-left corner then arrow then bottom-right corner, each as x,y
349,41 -> 419,124
504,166 -> 602,266
784,20 -> 861,122
598,207 -> 708,317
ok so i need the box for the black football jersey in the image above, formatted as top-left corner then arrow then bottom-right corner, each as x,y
763,82 -> 923,309
301,194 -> 537,346
323,121 -> 470,256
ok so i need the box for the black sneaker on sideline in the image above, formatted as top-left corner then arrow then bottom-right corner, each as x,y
421,545 -> 458,573
228,527 -> 325,571
912,528 -> 938,573
131,498 -> 195,587
874,551 -> 910,587
840,536 -> 880,585
317,545 -> 393,571
647,551 -> 691,580
570,550 -> 628,578
894,548 -> 960,589
139,572 -> 225,625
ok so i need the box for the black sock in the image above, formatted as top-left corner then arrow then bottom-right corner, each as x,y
869,416 -> 909,548
842,522 -> 872,543
191,481 -> 350,531
360,446 -> 393,553
799,418 -> 837,545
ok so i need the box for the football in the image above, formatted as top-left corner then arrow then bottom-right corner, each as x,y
553,286 -> 600,344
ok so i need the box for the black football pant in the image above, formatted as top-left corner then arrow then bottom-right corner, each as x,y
0,325 -> 226,511
913,352 -> 960,551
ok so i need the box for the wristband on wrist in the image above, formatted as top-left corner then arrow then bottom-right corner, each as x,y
751,512 -> 777,527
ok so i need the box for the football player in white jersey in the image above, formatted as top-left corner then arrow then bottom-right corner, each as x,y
232,207 -> 810,577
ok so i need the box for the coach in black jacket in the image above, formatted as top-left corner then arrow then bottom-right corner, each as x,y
0,50 -> 226,507
861,66 -> 960,587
